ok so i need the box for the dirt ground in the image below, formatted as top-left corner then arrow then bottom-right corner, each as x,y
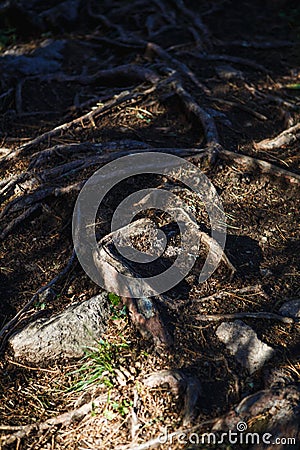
0,0 -> 299,449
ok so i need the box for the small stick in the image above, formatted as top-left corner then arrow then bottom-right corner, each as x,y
196,312 -> 294,324
193,285 -> 268,304
218,39 -> 295,49
0,87 -> 13,101
212,97 -> 268,121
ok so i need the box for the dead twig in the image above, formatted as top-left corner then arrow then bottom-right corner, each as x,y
193,285 -> 268,304
0,87 -> 13,102
218,39 -> 295,49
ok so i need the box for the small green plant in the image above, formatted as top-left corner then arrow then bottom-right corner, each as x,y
34,301 -> 46,310
108,292 -> 127,319
285,83 -> 300,90
111,399 -> 132,417
69,338 -> 129,392
279,7 -> 300,36
103,396 -> 133,420
108,292 -> 121,306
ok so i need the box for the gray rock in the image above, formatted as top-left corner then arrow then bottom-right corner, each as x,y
32,39 -> 66,61
279,299 -> 300,319
9,293 -> 110,366
2,55 -> 61,75
1,40 -> 65,76
216,320 -> 274,374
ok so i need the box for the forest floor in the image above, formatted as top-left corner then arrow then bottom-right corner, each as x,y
0,1 -> 300,449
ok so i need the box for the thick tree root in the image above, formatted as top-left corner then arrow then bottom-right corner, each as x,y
171,80 -> 219,145
180,51 -> 270,73
30,64 -> 160,86
254,122 -> 300,151
143,369 -> 202,426
94,219 -> 173,348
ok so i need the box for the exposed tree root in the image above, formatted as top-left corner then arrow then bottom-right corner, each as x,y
245,84 -> 299,111
217,148 -> 300,185
197,230 -> 236,278
0,203 -> 41,240
212,97 -> 268,121
146,42 -> 210,93
254,122 -> 300,151
196,311 -> 294,324
143,369 -> 202,426
29,139 -> 152,169
171,0 -> 211,47
95,219 -> 173,348
219,39 -> 295,49
212,384 -> 300,442
171,80 -> 219,145
0,146 -> 205,231
31,64 -> 160,86
0,394 -> 107,446
122,383 -> 300,450
0,87 -> 157,165
181,51 -> 270,73
122,296 -> 173,349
